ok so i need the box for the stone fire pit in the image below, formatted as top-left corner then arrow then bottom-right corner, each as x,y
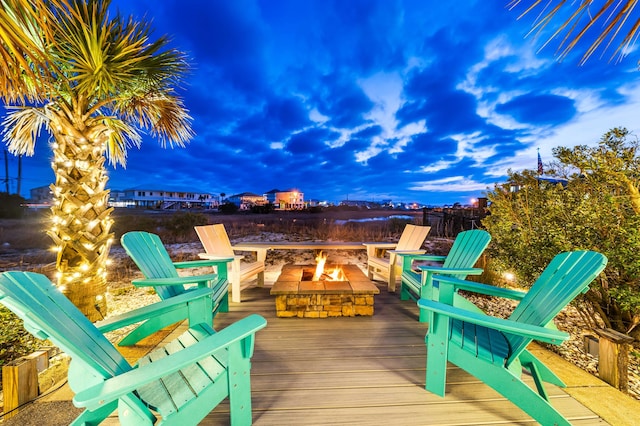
270,263 -> 380,318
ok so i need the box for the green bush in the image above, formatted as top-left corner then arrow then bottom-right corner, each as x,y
0,193 -> 26,219
219,202 -> 239,214
0,306 -> 46,369
483,128 -> 640,338
251,203 -> 275,214
164,212 -> 208,240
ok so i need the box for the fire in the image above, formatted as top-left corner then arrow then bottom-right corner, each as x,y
312,251 -> 346,281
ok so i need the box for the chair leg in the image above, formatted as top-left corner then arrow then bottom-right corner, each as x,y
228,344 -> 254,425
399,283 -> 411,301
425,316 -> 449,396
388,266 -> 397,292
70,401 -> 118,426
519,349 -> 565,388
231,261 -> 242,303
450,350 -> 571,426
219,292 -> 229,313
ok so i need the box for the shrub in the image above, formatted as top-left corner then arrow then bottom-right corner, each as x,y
219,202 -> 239,214
0,306 -> 46,369
483,128 -> 640,338
251,203 -> 275,214
0,193 -> 26,219
163,212 -> 208,241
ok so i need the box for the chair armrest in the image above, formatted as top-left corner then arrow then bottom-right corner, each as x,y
432,274 -> 527,300
132,272 -> 221,288
419,266 -> 483,276
417,299 -> 568,344
388,250 -> 426,255
388,250 -> 426,265
198,253 -> 244,262
231,246 -> 268,262
397,254 -> 446,270
362,242 -> 398,249
397,254 -> 446,261
173,258 -> 233,269
74,314 -> 268,410
95,287 -> 213,333
363,242 -> 398,258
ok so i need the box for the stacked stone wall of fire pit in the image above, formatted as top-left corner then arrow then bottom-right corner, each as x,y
271,264 -> 380,318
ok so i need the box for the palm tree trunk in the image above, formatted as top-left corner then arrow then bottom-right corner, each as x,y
48,115 -> 114,321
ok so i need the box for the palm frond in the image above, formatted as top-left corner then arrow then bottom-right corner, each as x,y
2,0 -> 193,159
114,92 -> 193,147
50,0 -> 189,100
0,0 -> 61,102
100,116 -> 142,166
1,106 -> 50,156
509,0 -> 640,64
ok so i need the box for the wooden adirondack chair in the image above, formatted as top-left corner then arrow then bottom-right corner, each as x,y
0,271 -> 267,425
363,224 -> 430,292
195,224 -> 267,303
398,229 -> 491,322
418,250 -> 607,426
119,231 -> 233,346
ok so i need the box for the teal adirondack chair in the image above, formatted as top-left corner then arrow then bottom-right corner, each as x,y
418,250 -> 607,426
398,229 -> 491,322
0,271 -> 267,425
118,231 -> 233,346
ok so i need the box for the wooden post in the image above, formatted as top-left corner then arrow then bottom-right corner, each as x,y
1,350 -> 49,419
2,357 -> 39,419
596,328 -> 634,393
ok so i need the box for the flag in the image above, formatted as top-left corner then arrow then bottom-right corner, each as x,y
537,150 -> 543,175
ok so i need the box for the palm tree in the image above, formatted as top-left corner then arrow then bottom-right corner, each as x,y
508,0 -> 640,65
0,0 -> 193,320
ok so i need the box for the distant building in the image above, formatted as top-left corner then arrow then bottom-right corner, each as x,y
27,185 -> 217,210
264,188 -> 304,210
228,192 -> 267,210
29,185 -> 52,204
115,187 -> 217,210
339,200 -> 380,209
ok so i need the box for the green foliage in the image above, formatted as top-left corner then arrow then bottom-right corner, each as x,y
251,203 -> 276,214
0,306 -> 45,368
219,202 -> 239,214
483,128 -> 640,337
164,213 -> 208,239
0,193 -> 26,218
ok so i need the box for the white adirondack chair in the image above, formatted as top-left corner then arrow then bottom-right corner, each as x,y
363,224 -> 430,292
195,224 -> 267,303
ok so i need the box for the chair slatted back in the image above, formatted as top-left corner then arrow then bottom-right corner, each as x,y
194,224 -> 235,257
506,251 -> 607,364
441,230 -> 491,270
0,271 -> 132,392
396,224 -> 430,251
121,231 -> 184,299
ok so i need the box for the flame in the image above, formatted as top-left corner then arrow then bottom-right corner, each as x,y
312,251 -> 346,281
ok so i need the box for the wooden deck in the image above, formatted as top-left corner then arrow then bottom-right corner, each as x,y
195,282 -> 607,425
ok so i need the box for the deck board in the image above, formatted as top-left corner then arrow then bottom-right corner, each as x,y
196,282 -> 607,425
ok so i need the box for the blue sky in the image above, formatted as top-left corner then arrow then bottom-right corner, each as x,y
6,0 -> 640,206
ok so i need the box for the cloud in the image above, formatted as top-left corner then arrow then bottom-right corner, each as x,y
11,0 -> 640,208
495,93 -> 576,125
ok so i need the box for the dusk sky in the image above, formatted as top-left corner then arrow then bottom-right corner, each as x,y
5,0 -> 640,206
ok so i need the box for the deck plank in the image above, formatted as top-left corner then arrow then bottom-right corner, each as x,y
200,281 -> 606,425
